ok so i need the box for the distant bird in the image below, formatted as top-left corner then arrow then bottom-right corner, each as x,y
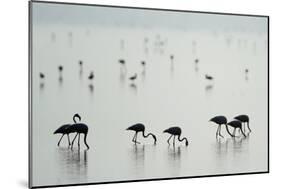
119,59 -> 125,65
205,74 -> 213,80
53,114 -> 81,147
79,60 -> 83,66
209,116 -> 227,138
195,58 -> 199,63
70,114 -> 90,150
141,61 -> 146,66
245,69 -> 249,74
88,71 -> 94,80
163,127 -> 188,146
126,123 -> 157,144
129,73 -> 137,82
227,120 -> 246,137
234,114 -> 251,133
39,73 -> 45,79
170,55 -> 174,61
58,65 -> 63,72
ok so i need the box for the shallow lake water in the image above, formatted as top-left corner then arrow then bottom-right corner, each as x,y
31,9 -> 268,187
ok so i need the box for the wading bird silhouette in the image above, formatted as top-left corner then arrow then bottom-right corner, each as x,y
53,114 -> 81,147
205,74 -> 213,80
126,123 -> 157,145
88,71 -> 94,80
234,114 -> 251,133
227,120 -> 246,137
39,73 -> 45,79
119,59 -> 125,65
79,60 -> 83,66
163,127 -> 189,146
129,73 -> 137,82
209,116 -> 228,138
58,65 -> 63,72
70,114 -> 90,150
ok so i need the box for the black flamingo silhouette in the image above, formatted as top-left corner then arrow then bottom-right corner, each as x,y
209,116 -> 228,138
205,74 -> 213,80
53,114 -> 80,147
88,71 -> 94,80
39,73 -> 45,79
129,73 -> 137,82
234,114 -> 251,133
70,114 -> 90,150
227,120 -> 246,137
163,127 -> 189,146
119,59 -> 125,66
126,123 -> 157,145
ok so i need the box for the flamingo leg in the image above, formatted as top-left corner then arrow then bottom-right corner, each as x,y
167,135 -> 172,145
173,135 -> 176,146
84,133 -> 90,150
132,133 -> 136,143
67,134 -> 71,146
247,122 -> 252,133
218,125 -> 224,138
216,125 -> 220,138
78,133 -> 81,148
135,133 -> 140,144
232,128 -> 236,136
57,134 -> 64,146
71,133 -> 79,149
240,127 -> 246,137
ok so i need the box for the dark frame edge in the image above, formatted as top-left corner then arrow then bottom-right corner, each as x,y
267,16 -> 270,173
31,171 -> 269,189
28,1 -> 33,188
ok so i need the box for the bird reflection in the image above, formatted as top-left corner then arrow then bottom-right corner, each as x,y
141,69 -> 146,81
119,70 -> 126,87
56,147 -> 88,179
58,76 -> 63,85
39,82 -> 45,90
167,145 -> 181,176
129,83 -> 137,93
88,84 -> 94,93
129,145 -> 145,175
205,84 -> 213,91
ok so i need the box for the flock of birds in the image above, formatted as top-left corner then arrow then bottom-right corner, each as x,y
42,31 -> 253,151
54,113 -> 251,150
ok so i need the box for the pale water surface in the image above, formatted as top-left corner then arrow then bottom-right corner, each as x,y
31,3 -> 268,187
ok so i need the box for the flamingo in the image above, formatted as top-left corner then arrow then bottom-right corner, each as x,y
70,114 -> 90,150
39,73 -> 45,79
209,116 -> 228,138
88,71 -> 94,80
79,60 -> 83,66
129,73 -> 137,82
227,120 -> 246,137
58,65 -> 63,72
205,74 -> 213,80
234,114 -> 251,132
163,127 -> 188,146
126,123 -> 157,145
119,59 -> 125,65
53,114 -> 80,147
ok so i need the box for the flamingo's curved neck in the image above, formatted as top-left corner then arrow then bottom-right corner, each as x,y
73,116 -> 78,123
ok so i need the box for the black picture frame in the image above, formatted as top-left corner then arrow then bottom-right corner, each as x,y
28,0 -> 270,188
